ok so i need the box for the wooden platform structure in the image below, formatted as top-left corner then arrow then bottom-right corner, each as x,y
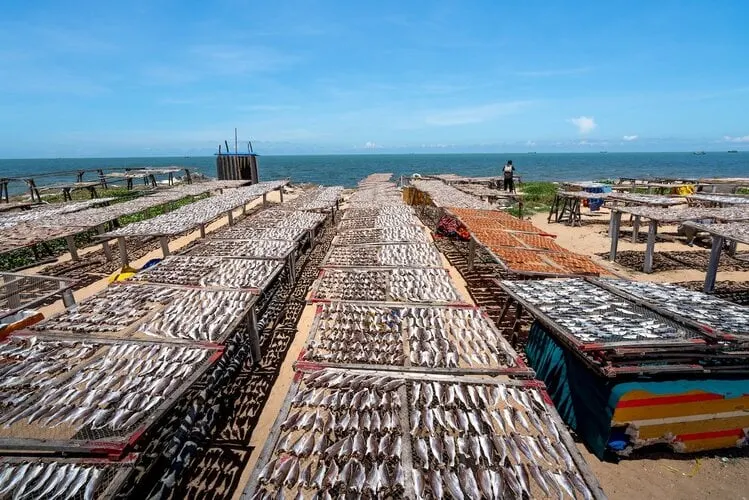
682,221 -> 749,292
548,190 -> 610,226
609,205 -> 749,273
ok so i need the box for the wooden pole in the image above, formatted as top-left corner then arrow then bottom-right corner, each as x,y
65,235 -> 79,261
704,235 -> 724,293
643,221 -> 658,273
631,215 -> 641,243
159,236 -> 170,257
279,186 -> 284,202
228,211 -> 234,225
117,237 -> 129,265
199,224 -> 206,238
247,307 -> 261,364
467,237 -> 476,271
608,210 -> 622,261
97,224 -> 113,261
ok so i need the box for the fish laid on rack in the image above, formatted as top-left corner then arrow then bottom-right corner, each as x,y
211,225 -> 307,242
131,256 -> 281,290
599,278 -> 749,337
503,279 -> 697,345
305,303 -> 518,370
314,268 -> 463,304
0,461 -> 107,500
244,209 -> 326,231
342,205 -> 415,220
248,368 -> 601,499
187,239 -> 296,260
333,226 -> 430,245
338,214 -> 421,231
324,244 -> 442,268
407,378 -> 593,500
0,338 -> 210,433
251,370 -> 407,499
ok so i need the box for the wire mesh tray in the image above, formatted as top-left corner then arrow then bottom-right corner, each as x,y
244,210 -> 328,231
0,453 -> 138,499
322,243 -> 443,269
186,238 -> 296,260
593,278 -> 749,341
338,214 -> 421,231
31,283 -> 256,344
332,227 -> 431,246
342,206 -> 416,220
128,255 -> 284,292
242,367 -> 605,499
309,268 -> 466,305
500,279 -> 708,350
0,334 -> 222,454
210,225 -> 308,242
299,302 -> 530,376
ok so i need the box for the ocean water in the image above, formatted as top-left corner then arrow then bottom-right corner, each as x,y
0,153 -> 746,195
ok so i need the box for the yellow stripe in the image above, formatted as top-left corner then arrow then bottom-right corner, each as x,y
613,395 -> 749,422
634,415 -> 749,440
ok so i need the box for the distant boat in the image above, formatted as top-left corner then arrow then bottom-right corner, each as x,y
693,151 -> 706,155
599,151 -> 608,154
728,150 -> 738,153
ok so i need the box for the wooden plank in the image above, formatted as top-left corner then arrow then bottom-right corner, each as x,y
609,210 -> 622,261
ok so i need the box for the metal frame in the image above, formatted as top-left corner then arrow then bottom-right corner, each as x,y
0,272 -> 76,320
0,334 -> 223,455
240,366 -> 606,500
298,301 -> 532,377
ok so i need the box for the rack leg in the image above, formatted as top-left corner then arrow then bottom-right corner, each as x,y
199,224 -> 206,238
467,237 -> 476,271
159,236 -> 170,257
704,235 -> 724,293
279,187 -> 284,203
228,211 -> 234,225
118,238 -> 129,265
97,224 -> 113,261
65,235 -> 80,261
608,211 -> 622,261
631,216 -> 641,243
643,221 -> 658,273
248,308 -> 261,364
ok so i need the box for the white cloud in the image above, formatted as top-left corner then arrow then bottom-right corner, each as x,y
567,116 -> 597,134
364,141 -> 378,149
622,135 -> 638,141
424,101 -> 533,126
723,135 -> 749,143
526,140 -> 536,147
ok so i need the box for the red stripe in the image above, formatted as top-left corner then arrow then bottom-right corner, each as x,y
677,428 -> 746,442
617,393 -> 726,408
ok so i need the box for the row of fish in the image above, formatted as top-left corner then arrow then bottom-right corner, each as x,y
104,181 -> 286,237
324,243 -> 442,268
131,255 -> 282,290
212,225 -> 308,242
245,209 -> 327,231
254,457 -> 405,498
139,288 -> 254,341
338,214 -> 421,231
599,278 -> 749,337
277,186 -> 344,212
1,340 -> 210,432
333,226 -> 429,246
307,303 -> 515,369
0,461 -> 106,500
342,205 -> 415,220
188,239 -> 295,260
251,370 -> 594,498
411,179 -> 493,210
503,279 -> 693,344
32,284 -> 180,333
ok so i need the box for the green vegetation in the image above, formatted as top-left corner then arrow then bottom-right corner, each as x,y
509,181 -> 557,217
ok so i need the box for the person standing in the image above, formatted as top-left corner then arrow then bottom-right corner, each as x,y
503,160 -> 515,192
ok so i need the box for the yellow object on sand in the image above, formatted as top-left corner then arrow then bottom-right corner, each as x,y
108,266 -> 137,283
674,184 -> 695,195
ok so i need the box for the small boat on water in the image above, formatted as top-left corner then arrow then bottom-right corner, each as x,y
693,151 -> 706,155
728,150 -> 738,153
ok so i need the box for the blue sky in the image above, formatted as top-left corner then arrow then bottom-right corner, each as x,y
1,0 -> 748,157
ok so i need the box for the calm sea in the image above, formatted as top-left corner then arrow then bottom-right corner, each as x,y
0,153 -> 746,195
